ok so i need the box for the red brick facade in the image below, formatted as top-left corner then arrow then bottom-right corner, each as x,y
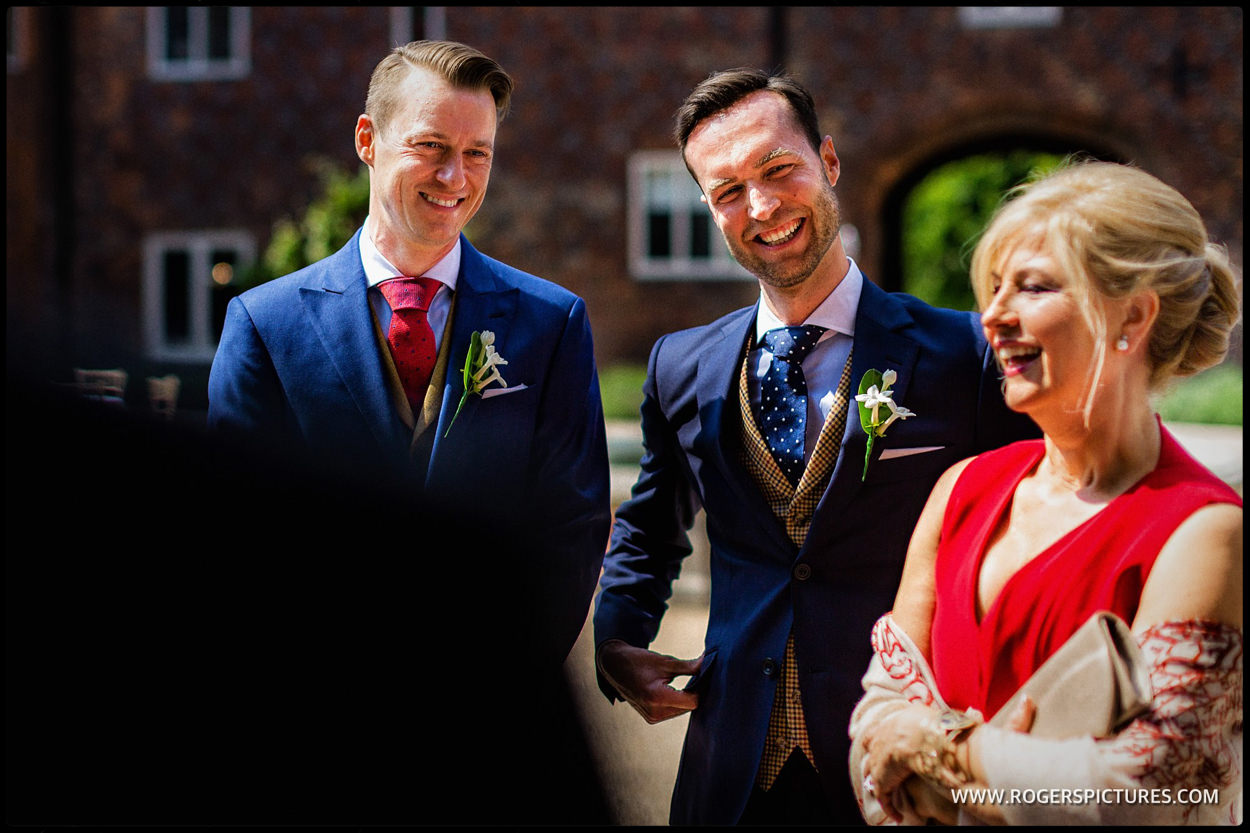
7,7 -> 1242,407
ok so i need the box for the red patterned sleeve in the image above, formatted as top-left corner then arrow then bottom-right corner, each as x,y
972,620 -> 1243,825
1099,620 -> 1243,821
849,615 -> 969,824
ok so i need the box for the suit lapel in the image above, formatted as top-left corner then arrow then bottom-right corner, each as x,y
696,304 -> 795,557
297,230 -> 408,452
805,281 -> 920,543
790,349 -> 853,512
693,307 -> 753,471
425,237 -> 520,486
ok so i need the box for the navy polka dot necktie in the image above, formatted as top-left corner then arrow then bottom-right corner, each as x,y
759,325 -> 827,486
378,276 -> 441,413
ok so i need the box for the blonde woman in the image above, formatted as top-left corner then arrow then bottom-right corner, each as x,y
849,161 -> 1242,825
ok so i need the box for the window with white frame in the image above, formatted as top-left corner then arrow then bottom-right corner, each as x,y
143,231 -> 254,361
958,7 -> 1061,29
7,6 -> 28,73
389,6 -> 447,45
628,151 -> 752,281
147,7 -> 250,81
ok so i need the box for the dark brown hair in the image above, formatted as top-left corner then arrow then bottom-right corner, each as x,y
674,68 -> 822,161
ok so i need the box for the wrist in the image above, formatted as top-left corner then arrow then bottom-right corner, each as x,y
912,708 -> 978,789
595,639 -> 634,686
595,638 -> 628,663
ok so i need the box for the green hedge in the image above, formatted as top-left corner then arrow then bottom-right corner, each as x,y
1156,363 -> 1243,426
601,361 -> 1243,427
600,364 -> 647,421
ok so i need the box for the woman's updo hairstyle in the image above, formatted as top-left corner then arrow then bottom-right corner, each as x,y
971,159 -> 1241,391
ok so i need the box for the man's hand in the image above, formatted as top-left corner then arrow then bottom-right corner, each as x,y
596,640 -> 702,723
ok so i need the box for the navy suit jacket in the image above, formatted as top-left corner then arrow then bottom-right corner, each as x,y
594,278 -> 1038,824
208,230 -> 611,660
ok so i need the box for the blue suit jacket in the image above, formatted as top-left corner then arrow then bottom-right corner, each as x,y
594,279 -> 1039,824
208,230 -> 611,659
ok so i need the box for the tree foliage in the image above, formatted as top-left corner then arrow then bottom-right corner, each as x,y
901,150 -> 1064,312
242,159 -> 371,288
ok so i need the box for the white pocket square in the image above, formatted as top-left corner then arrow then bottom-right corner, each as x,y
480,383 -> 529,400
878,445 -> 945,460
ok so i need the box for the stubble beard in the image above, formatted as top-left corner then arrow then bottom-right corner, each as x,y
728,183 -> 842,290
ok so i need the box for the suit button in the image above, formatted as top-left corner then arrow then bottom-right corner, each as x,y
793,563 -> 812,581
762,659 -> 778,677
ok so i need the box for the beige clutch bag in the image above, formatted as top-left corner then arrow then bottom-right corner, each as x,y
988,611 -> 1153,738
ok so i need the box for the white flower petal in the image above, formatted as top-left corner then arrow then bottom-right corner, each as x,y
879,404 -> 915,435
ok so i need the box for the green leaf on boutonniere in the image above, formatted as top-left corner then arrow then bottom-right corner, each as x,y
463,331 -> 484,393
857,369 -> 884,481
857,369 -> 884,434
855,368 -> 915,481
445,330 -> 509,438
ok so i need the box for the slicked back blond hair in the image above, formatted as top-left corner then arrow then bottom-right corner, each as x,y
365,40 -> 513,137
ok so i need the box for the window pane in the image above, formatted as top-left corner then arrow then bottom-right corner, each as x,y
207,6 -> 231,60
212,285 -> 238,342
646,169 -> 673,209
165,7 -> 189,61
689,210 -> 711,259
630,151 -> 756,279
647,212 -> 672,258
163,250 -> 190,343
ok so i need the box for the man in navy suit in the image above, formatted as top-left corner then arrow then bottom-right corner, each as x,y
208,41 -> 610,664
593,69 -> 1038,825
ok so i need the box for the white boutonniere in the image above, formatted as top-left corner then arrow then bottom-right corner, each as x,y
855,369 -> 915,481
445,330 -> 509,437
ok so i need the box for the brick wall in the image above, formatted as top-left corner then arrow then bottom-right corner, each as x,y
7,6 -> 1242,390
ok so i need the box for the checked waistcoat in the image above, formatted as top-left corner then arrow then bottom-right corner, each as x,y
737,333 -> 854,790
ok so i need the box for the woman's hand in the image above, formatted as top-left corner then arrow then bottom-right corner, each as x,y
956,696 -> 1037,826
860,703 -> 943,822
861,698 -> 1035,824
903,776 -> 960,825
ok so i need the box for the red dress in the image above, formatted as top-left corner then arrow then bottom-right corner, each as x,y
930,422 -> 1242,719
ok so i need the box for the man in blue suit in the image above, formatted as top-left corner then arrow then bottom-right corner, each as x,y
593,69 -> 1038,825
208,41 -> 610,664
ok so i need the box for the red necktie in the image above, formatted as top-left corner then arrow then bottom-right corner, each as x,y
378,276 -> 441,413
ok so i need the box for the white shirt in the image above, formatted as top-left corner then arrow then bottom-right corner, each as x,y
749,260 -> 863,462
360,215 -> 458,352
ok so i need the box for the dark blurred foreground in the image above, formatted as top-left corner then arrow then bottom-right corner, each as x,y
5,376 -> 611,827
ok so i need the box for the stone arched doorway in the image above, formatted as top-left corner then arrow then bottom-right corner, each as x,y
877,131 -> 1129,301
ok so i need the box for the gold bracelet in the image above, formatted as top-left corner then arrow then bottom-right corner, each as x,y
912,708 -> 977,789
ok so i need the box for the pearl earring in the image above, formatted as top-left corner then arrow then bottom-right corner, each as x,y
1116,335 -> 1129,352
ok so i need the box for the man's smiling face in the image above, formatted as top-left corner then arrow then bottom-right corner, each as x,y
684,90 -> 843,290
358,65 -> 497,267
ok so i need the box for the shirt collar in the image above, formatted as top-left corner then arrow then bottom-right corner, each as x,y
755,258 -> 863,343
360,215 -> 460,291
